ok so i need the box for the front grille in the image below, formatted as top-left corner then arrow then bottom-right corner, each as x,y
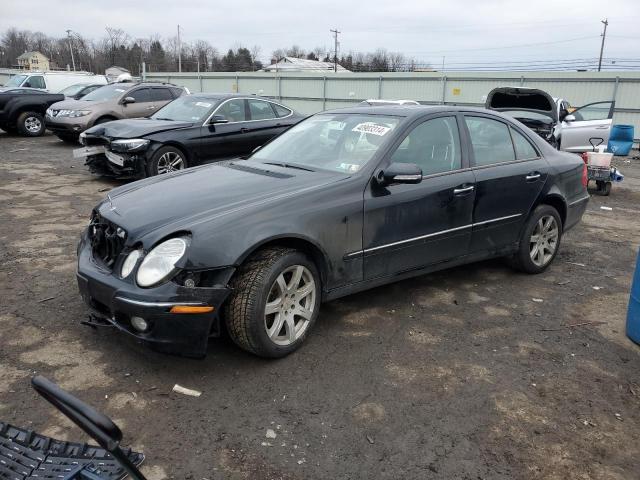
88,212 -> 126,269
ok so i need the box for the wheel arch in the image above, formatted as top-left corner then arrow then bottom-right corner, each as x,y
236,235 -> 330,291
534,193 -> 567,228
155,141 -> 192,164
90,115 -> 118,127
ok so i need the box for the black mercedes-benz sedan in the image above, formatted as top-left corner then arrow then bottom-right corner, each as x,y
77,105 -> 589,358
75,93 -> 304,178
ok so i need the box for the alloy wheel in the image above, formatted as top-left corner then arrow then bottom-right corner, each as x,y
156,151 -> 185,174
529,215 -> 559,267
25,116 -> 42,134
264,265 -> 316,346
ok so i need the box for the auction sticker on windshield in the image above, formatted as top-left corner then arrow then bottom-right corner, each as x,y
352,122 -> 392,136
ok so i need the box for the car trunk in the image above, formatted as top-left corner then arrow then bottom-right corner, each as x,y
485,87 -> 558,143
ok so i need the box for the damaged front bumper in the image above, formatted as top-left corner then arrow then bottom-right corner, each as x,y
85,152 -> 147,180
77,231 -> 233,358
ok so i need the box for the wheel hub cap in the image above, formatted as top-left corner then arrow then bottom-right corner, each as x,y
529,215 -> 559,267
264,265 -> 316,346
25,117 -> 41,133
157,152 -> 184,174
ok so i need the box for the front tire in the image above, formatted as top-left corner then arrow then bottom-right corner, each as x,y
17,111 -> 45,136
146,146 -> 187,176
225,247 -> 321,358
509,204 -> 563,274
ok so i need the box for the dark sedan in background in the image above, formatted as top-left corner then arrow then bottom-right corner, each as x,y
77,105 -> 589,359
76,94 -> 304,178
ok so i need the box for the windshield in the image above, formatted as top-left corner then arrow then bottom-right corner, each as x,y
81,84 -> 129,102
251,113 -> 401,173
5,75 -> 27,87
151,96 -> 216,122
60,84 -> 89,96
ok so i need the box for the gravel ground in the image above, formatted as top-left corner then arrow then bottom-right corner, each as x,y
0,131 -> 639,480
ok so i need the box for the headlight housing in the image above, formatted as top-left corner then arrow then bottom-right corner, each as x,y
69,110 -> 91,118
111,138 -> 150,152
55,109 -> 91,118
120,249 -> 142,278
136,237 -> 188,287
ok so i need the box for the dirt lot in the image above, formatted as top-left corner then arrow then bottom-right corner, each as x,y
1,131 -> 639,480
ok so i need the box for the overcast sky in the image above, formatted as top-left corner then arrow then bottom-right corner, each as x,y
2,0 -> 639,68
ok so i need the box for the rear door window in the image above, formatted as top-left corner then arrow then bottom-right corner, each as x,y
464,116 -> 516,166
272,103 -> 292,118
149,88 -> 174,102
510,128 -> 539,160
248,99 -> 276,120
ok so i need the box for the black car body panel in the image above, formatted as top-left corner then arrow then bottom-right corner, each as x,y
81,94 -> 305,179
77,105 -> 589,357
0,88 -> 64,132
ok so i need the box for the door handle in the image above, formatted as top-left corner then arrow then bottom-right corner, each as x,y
526,172 -> 541,181
595,125 -> 609,130
453,185 -> 475,195
240,128 -> 250,133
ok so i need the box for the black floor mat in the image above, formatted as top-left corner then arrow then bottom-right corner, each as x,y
0,422 -> 143,480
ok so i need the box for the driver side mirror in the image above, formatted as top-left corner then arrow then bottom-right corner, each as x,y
564,114 -> 576,122
122,96 -> 136,105
208,114 -> 229,125
375,163 -> 422,186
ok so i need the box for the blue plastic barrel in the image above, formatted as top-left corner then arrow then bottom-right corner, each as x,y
608,124 -> 635,156
627,248 -> 640,344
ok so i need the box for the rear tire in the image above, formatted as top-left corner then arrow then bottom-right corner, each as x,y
225,247 -> 321,358
17,111 -> 45,136
146,146 -> 188,176
509,204 -> 563,274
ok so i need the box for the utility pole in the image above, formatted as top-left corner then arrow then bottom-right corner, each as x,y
66,29 -> 76,71
598,18 -> 608,72
330,28 -> 340,72
177,24 -> 182,73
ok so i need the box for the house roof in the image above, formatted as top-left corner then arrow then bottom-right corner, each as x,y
17,51 -> 48,60
263,57 -> 350,73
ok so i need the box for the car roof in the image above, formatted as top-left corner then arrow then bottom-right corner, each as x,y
320,105 -> 499,119
189,93 -> 286,102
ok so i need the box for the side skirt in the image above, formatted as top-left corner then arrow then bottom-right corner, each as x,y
323,245 -> 517,302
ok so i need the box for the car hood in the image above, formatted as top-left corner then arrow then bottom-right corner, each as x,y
85,118 -> 195,139
98,161 -> 346,243
50,98 -> 110,110
485,87 -> 557,121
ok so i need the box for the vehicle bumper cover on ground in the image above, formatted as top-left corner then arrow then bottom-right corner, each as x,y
77,233 -> 231,357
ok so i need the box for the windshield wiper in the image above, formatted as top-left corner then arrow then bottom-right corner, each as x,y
263,162 -> 314,172
153,117 -> 175,121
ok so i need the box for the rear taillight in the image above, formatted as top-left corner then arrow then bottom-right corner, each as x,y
581,163 -> 588,188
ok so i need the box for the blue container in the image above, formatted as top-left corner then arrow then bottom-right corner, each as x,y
608,124 -> 635,156
627,248 -> 640,344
